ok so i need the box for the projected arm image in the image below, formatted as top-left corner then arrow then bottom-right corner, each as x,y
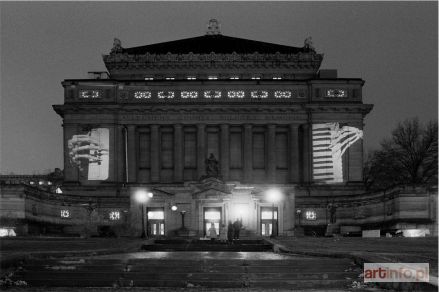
68,128 -> 109,180
312,123 -> 363,184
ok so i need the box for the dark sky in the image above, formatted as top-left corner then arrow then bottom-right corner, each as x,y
1,2 -> 437,174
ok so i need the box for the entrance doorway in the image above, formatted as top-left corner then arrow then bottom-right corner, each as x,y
203,207 -> 222,236
147,208 -> 165,237
260,207 -> 278,236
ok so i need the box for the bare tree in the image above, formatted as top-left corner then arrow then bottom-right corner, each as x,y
364,118 -> 438,190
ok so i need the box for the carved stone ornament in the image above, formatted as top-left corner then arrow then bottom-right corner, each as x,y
111,38 -> 123,54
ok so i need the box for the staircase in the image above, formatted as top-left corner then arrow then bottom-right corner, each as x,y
142,239 -> 272,252
11,254 -> 360,289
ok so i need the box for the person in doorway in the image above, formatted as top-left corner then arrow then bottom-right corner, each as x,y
208,222 -> 217,241
227,221 -> 234,244
233,219 -> 242,240
219,224 -> 227,243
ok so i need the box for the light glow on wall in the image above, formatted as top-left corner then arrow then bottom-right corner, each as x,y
134,91 -> 151,99
109,211 -> 120,220
158,91 -> 175,99
0,228 -> 16,237
274,91 -> 292,99
181,91 -> 198,99
305,210 -> 317,220
204,91 -> 221,99
250,91 -> 268,99
60,210 -> 70,218
326,89 -> 347,98
228,91 -> 245,98
80,90 -> 100,99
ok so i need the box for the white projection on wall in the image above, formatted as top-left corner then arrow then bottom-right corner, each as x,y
312,123 -> 363,184
68,128 -> 109,180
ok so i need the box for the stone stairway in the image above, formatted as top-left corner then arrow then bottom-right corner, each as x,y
142,239 -> 273,252
11,253 -> 360,289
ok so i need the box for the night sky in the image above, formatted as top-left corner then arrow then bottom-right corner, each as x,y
1,2 -> 437,174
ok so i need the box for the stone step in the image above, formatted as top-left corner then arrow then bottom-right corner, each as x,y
142,245 -> 272,251
12,277 -> 353,289
15,270 -> 358,281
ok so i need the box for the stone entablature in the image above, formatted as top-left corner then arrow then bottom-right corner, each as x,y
61,79 -> 364,104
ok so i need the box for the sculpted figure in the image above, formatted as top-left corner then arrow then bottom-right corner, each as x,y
205,153 -> 219,177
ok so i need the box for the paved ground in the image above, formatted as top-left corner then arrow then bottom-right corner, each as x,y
88,251 -> 300,260
270,237 -> 438,276
2,288 -> 383,292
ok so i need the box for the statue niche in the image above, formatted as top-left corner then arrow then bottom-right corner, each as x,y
200,153 -> 221,180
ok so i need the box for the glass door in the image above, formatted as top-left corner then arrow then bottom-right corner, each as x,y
260,207 -> 278,236
203,207 -> 221,236
147,208 -> 165,237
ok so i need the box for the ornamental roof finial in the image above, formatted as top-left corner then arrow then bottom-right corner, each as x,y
304,36 -> 315,52
206,19 -> 221,35
111,38 -> 123,54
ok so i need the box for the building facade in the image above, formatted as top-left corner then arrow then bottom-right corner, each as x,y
1,21 -> 436,237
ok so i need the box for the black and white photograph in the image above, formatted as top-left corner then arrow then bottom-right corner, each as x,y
0,1 -> 437,291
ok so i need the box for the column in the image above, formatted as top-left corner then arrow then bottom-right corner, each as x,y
174,124 -> 183,182
220,124 -> 230,181
127,125 -> 137,183
150,125 -> 160,183
243,124 -> 253,182
267,124 -> 276,182
197,124 -> 206,179
116,125 -> 125,183
302,124 -> 311,183
289,124 -> 300,183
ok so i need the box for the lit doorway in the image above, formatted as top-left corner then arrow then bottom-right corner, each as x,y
203,207 -> 221,236
147,208 -> 165,237
260,207 -> 278,236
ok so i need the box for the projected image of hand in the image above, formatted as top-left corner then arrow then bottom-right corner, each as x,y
68,134 -> 109,170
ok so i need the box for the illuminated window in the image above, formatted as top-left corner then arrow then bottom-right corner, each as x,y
305,210 -> 317,220
250,91 -> 268,99
204,211 -> 221,220
79,90 -> 101,99
165,77 -> 175,80
29,181 -> 35,185
273,77 -> 282,80
134,91 -> 151,99
38,181 -> 44,185
55,187 -> 62,194
109,211 -> 120,220
181,91 -> 198,99
187,76 -> 196,80
208,76 -> 218,80
227,91 -> 245,99
158,91 -> 175,99
48,181 -> 53,185
147,210 -> 164,220
204,90 -> 221,99
326,89 -> 347,98
60,210 -> 70,218
230,76 -> 239,80
261,210 -> 277,220
274,91 -> 292,99
144,77 -> 154,80
251,76 -> 261,80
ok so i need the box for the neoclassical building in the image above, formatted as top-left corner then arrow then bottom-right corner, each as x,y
1,21 -> 436,237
